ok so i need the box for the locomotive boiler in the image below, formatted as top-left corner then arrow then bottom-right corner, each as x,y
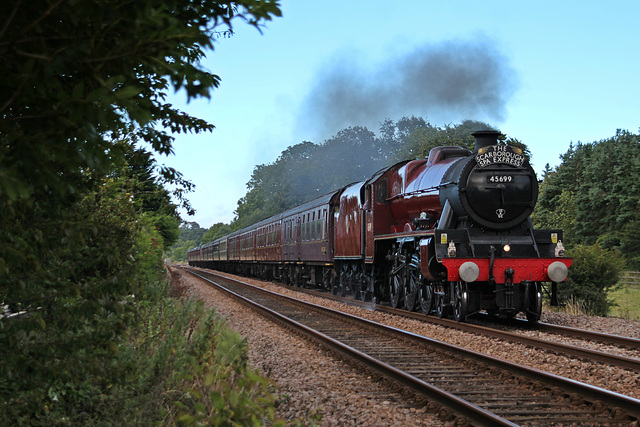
189,130 -> 571,322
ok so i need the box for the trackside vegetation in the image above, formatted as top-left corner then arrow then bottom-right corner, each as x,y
3,277 -> 287,425
0,0 -> 284,424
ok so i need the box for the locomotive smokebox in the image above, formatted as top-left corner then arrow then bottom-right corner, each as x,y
472,130 -> 500,152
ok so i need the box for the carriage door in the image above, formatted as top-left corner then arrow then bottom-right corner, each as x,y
296,215 -> 302,260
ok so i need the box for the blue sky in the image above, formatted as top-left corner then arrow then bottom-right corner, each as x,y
163,1 -> 640,228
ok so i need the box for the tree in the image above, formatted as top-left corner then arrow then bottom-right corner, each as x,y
395,119 -> 497,161
535,129 -> 640,267
234,141 -> 319,228
0,0 -> 281,201
0,1 -> 282,422
573,130 -> 640,248
170,239 -> 198,263
109,137 -> 186,249
317,125 -> 384,191
202,222 -> 233,243
533,142 -> 590,238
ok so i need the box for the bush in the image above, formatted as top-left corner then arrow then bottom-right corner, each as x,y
1,278 -> 286,425
560,244 -> 626,316
127,281 -> 288,426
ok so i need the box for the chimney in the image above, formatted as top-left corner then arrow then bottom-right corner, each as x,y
472,130 -> 500,152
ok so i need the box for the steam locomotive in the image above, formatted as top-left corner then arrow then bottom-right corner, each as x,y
188,130 -> 571,322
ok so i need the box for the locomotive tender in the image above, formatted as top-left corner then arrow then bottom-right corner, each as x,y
188,130 -> 571,322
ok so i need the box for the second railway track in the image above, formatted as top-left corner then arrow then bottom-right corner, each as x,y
185,267 -> 640,426
253,271 -> 640,373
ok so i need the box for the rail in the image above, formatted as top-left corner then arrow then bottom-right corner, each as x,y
184,267 -> 640,425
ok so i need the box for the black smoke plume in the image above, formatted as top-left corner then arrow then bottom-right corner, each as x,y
297,37 -> 518,138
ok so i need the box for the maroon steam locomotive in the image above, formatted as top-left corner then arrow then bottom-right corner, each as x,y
188,130 -> 571,322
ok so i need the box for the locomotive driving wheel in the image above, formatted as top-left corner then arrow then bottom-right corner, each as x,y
358,270 -> 374,302
434,282 -> 448,318
526,282 -> 543,323
389,253 -> 405,308
418,282 -> 434,314
404,265 -> 420,312
453,281 -> 469,322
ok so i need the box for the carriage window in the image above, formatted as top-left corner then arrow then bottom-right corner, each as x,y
302,216 -> 307,241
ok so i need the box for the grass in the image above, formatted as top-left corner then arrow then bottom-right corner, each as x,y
609,283 -> 640,320
551,297 -> 591,316
544,272 -> 640,320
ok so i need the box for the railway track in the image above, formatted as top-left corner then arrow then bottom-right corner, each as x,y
184,267 -> 640,426
250,273 -> 640,372
513,316 -> 640,349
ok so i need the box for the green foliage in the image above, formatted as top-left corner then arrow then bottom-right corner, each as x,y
202,222 -> 233,243
174,324 -> 286,426
0,179 -> 144,423
180,222 -> 209,245
533,129 -> 640,267
532,188 -> 577,243
397,119 -> 490,159
169,222 -> 208,262
128,282 -> 286,426
0,0 -> 283,423
172,240 -> 199,263
136,215 -> 169,284
561,244 -> 626,316
619,221 -> 640,270
1,278 -> 286,424
0,0 -> 281,201
170,222 -> 234,262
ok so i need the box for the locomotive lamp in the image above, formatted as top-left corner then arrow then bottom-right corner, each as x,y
503,244 -> 511,253
555,240 -> 566,257
447,241 -> 457,257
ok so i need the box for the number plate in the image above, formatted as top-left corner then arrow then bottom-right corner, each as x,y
488,174 -> 513,183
